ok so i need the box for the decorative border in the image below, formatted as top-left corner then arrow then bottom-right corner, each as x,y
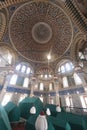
59,87 -> 85,95
6,86 -> 85,96
6,86 -> 30,94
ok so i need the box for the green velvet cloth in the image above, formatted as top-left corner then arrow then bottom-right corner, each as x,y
45,104 -> 57,117
25,108 -> 87,130
47,119 -> 55,130
49,111 -> 87,130
48,116 -> 71,130
67,113 -> 86,130
25,115 -> 55,130
0,105 -> 12,130
4,102 -> 20,122
25,115 -> 37,130
19,97 -> 43,119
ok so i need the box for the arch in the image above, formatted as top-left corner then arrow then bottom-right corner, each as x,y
70,32 -> 85,61
55,58 -> 74,75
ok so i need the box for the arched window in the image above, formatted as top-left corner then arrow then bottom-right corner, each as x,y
73,73 -> 82,85
44,74 -> 48,78
40,74 -> 43,78
65,96 -> 73,107
80,96 -> 87,112
65,63 -> 71,71
15,63 -> 33,75
0,47 -> 14,67
8,54 -> 12,64
16,64 -> 21,71
21,65 -> 26,73
61,66 -> 65,73
49,74 -> 52,78
57,60 -> 74,74
39,83 -> 44,91
26,67 -> 30,74
62,77 -> 68,88
9,62 -> 34,87
58,67 -> 61,73
49,83 -> 53,90
10,74 -> 18,85
23,77 -> 29,88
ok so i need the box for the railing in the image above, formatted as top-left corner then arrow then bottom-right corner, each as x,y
62,106 -> 87,115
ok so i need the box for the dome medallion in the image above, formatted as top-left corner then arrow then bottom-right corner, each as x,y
9,0 -> 73,63
32,22 -> 52,44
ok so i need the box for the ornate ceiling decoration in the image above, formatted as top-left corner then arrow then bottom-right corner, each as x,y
0,12 -> 6,41
36,65 -> 54,81
75,0 -> 87,18
9,0 -> 73,63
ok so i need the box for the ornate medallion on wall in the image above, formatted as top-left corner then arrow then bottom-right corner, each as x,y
9,0 -> 73,63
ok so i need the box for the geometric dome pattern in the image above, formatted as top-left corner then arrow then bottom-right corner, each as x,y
9,0 -> 73,63
0,12 -> 6,40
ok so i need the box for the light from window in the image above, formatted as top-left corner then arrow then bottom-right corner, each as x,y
39,96 -> 43,102
39,83 -> 44,90
61,66 -> 65,73
41,74 -> 43,78
49,83 -> 53,90
1,93 -> 12,106
63,77 -> 68,88
84,97 -> 87,104
8,54 -> 12,64
58,67 -> 61,73
49,74 -> 52,78
69,97 -> 73,107
45,74 -> 48,78
34,84 -> 38,89
80,96 -> 87,112
73,73 -> 82,85
65,96 -> 73,107
65,63 -> 71,71
79,52 -> 85,59
58,61 -> 74,74
21,65 -> 26,73
16,64 -> 21,71
10,74 -> 18,85
23,78 -> 29,88
70,62 -> 74,68
26,67 -> 30,74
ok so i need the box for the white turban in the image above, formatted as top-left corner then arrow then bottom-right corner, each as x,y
35,111 -> 48,130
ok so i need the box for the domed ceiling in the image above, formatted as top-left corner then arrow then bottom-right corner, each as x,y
9,0 -> 73,63
0,12 -> 6,41
75,0 -> 87,18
